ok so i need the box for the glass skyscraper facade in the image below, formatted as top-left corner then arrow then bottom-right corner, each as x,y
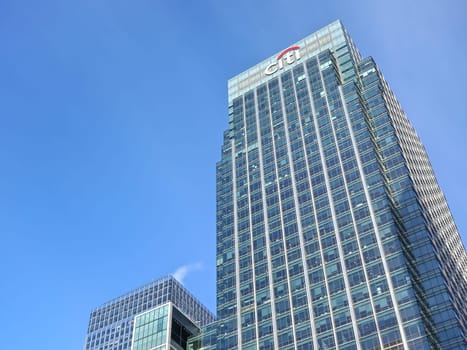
84,276 -> 215,350
215,20 -> 466,350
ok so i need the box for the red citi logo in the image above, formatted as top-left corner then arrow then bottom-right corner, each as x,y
264,45 -> 301,75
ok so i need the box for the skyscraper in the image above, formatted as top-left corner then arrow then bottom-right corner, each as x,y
215,20 -> 466,350
84,276 -> 215,350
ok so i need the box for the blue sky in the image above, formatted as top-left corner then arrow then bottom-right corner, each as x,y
0,1 -> 466,348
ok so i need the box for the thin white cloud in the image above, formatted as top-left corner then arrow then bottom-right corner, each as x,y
172,262 -> 204,284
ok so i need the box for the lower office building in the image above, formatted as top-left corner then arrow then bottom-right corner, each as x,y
215,20 -> 466,349
84,276 -> 215,350
132,301 -> 205,350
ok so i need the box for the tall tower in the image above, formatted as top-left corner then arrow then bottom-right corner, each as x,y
215,20 -> 466,350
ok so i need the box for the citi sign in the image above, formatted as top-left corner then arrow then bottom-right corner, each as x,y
264,45 -> 301,75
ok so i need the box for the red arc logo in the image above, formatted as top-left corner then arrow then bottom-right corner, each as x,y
265,45 -> 301,75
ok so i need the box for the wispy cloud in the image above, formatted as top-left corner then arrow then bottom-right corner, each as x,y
172,262 -> 204,284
